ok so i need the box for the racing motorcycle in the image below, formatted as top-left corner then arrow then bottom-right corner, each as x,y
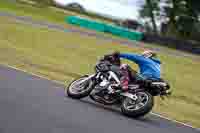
64,61 -> 171,118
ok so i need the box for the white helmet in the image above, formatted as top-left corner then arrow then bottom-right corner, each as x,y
142,50 -> 157,58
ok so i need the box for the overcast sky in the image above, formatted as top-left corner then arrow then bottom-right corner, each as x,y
54,0 -> 144,20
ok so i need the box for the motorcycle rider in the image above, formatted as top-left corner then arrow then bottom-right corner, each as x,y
101,50 -> 162,93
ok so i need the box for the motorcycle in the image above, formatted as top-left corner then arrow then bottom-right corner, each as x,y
64,61 -> 171,118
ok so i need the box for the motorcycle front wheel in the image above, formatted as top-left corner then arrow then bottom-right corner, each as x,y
65,75 -> 94,99
121,91 -> 154,118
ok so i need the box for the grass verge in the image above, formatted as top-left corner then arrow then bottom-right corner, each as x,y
1,0 -> 200,59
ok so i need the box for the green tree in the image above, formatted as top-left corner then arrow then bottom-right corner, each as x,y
139,0 -> 160,34
162,0 -> 200,39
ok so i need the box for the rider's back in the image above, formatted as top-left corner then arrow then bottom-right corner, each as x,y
119,53 -> 161,80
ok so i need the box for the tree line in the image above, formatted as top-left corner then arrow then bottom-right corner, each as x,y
139,0 -> 200,41
18,0 -> 200,42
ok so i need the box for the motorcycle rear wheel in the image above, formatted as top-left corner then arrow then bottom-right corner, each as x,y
121,91 -> 154,118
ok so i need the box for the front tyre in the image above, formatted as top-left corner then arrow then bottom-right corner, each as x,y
121,91 -> 154,118
65,75 -> 94,99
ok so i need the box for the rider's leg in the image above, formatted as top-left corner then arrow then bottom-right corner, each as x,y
120,64 -> 130,91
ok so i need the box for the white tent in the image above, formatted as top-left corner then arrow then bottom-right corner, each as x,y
53,0 -> 140,20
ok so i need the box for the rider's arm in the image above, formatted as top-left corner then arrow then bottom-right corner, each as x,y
119,53 -> 145,64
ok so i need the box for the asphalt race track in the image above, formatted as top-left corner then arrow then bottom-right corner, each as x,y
0,65 -> 199,133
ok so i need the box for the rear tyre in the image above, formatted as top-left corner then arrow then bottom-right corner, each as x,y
65,75 -> 94,99
121,91 -> 154,118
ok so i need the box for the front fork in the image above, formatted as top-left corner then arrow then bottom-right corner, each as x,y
77,74 -> 96,84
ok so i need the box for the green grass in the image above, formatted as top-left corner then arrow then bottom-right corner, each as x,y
1,0 -> 200,128
1,0 -> 199,60
0,0 -> 114,25
0,0 -> 132,43
0,16 -> 200,128
0,0 -> 65,23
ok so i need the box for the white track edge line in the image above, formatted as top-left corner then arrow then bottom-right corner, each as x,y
1,64 -> 199,131
1,64 -> 64,85
150,112 -> 199,130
